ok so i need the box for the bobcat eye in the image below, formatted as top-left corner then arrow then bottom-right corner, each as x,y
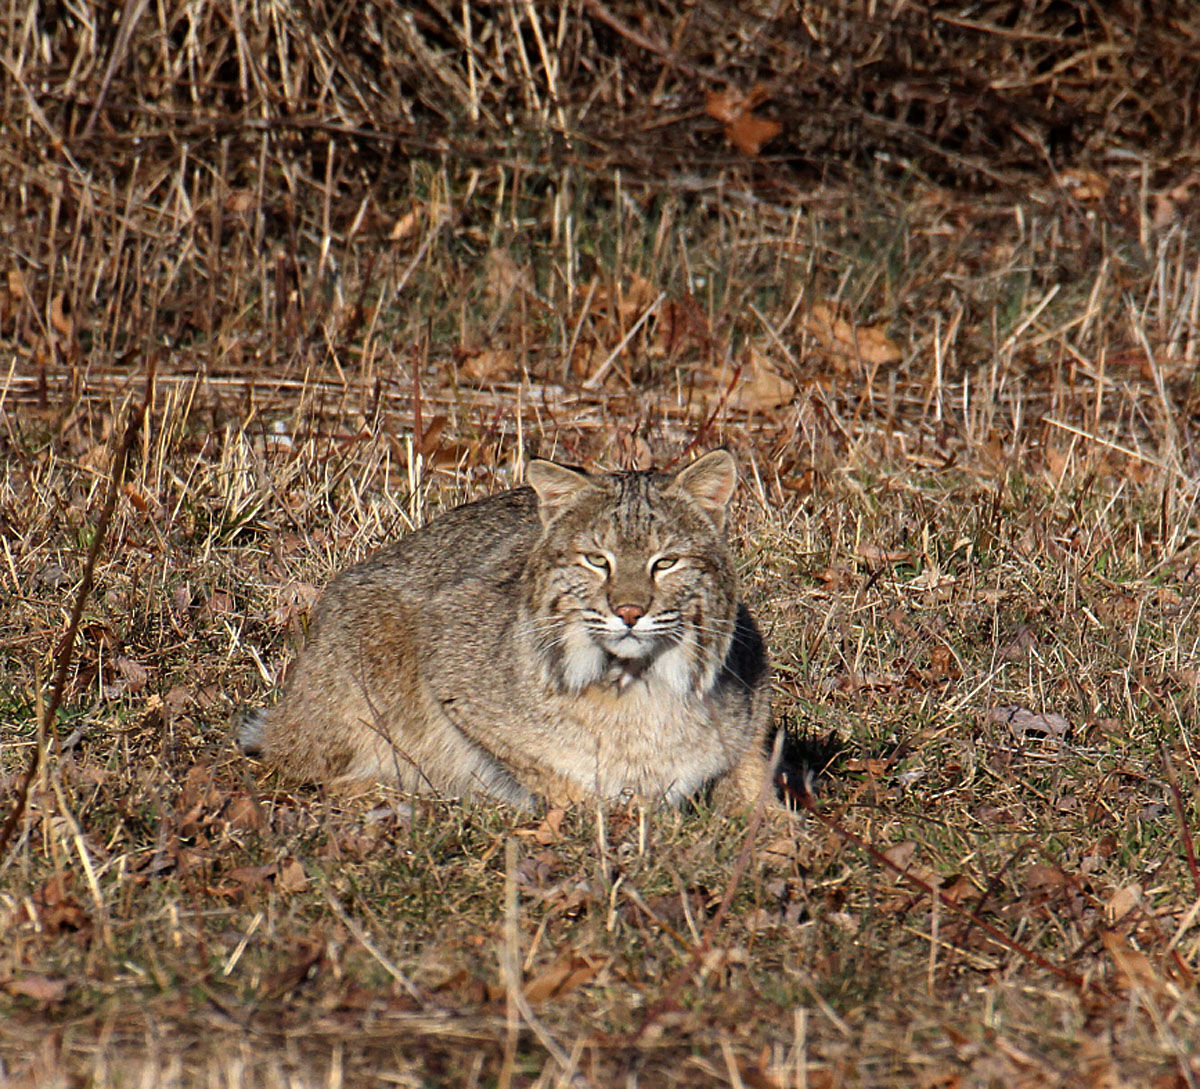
580,552 -> 610,573
650,556 -> 679,574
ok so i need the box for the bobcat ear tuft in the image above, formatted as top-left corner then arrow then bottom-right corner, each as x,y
526,460 -> 595,522
672,449 -> 737,529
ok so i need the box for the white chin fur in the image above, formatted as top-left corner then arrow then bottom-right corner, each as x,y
559,635 -> 607,692
648,643 -> 696,696
555,624 -> 699,697
607,635 -> 649,660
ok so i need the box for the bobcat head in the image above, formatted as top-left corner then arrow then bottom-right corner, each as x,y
522,450 -> 741,697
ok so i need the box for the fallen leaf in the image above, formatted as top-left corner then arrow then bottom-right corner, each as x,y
224,792 -> 266,832
34,561 -> 71,589
1058,168 -> 1109,203
390,203 -> 424,241
1105,884 -> 1142,926
705,87 -> 751,124
882,841 -> 918,875
205,588 -> 236,617
705,84 -> 782,156
32,876 -> 91,935
986,706 -> 1071,740
1074,1033 -> 1118,1089
49,292 -> 72,337
1151,173 -> 1200,230
121,483 -> 150,513
929,645 -> 960,680
908,565 -> 955,592
5,976 -> 68,1004
224,864 -> 276,889
523,951 -> 600,1003
269,583 -> 320,630
115,656 -> 149,693
726,112 -> 782,156
827,911 -> 859,935
802,301 -> 903,371
181,764 -> 227,812
260,938 -> 325,998
938,873 -> 978,903
7,268 -> 27,301
998,625 -> 1037,661
224,189 -> 256,215
707,345 -> 795,412
455,346 -> 520,384
1102,930 -> 1165,995
1024,862 -> 1069,893
277,858 -> 309,893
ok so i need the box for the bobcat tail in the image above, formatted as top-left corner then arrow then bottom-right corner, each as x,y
236,710 -> 266,755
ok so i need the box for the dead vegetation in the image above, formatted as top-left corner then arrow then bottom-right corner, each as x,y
3,1 -> 1200,1086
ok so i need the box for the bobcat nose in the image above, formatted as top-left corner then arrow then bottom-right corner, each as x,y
614,604 -> 644,628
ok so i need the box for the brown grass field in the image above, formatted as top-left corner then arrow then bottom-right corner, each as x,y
3,1 -> 1200,1085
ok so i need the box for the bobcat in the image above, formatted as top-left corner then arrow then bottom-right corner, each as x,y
239,449 -> 776,808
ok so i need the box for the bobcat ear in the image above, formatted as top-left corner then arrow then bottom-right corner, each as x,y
525,460 -> 595,523
672,449 -> 737,530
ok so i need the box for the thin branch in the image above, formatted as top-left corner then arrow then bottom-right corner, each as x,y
783,780 -> 1087,991
0,361 -> 156,859
1163,744 -> 1200,900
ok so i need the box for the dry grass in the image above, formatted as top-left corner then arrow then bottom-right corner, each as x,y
4,1 -> 1200,1086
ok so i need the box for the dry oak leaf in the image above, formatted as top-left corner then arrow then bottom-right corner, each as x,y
705,84 -> 782,156
1102,930 -> 1168,997
49,292 -> 72,337
31,876 -> 90,934
986,705 -> 1071,740
7,267 -> 27,300
1152,173 -> 1200,230
270,582 -> 320,630
515,807 -> 566,845
454,346 -> 521,385
277,857 -> 309,893
707,345 -> 795,412
1105,884 -> 1142,926
705,85 -> 765,124
579,271 -> 661,327
881,840 -> 918,876
389,202 -> 425,241
523,951 -> 602,1004
115,655 -> 149,693
802,302 -> 903,371
725,112 -> 783,157
907,564 -> 955,593
5,977 -> 68,1004
225,791 -> 266,832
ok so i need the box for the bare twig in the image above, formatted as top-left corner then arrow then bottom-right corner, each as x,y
782,780 -> 1087,991
0,361 -> 155,859
1163,745 -> 1200,901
